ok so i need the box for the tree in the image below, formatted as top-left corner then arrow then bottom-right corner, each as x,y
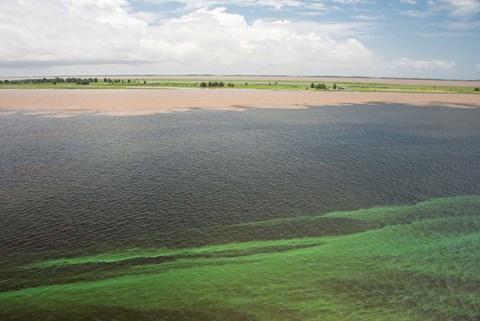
310,82 -> 315,89
333,83 -> 337,90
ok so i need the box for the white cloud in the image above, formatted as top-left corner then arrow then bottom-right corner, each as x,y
428,0 -> 480,17
401,0 -> 480,19
139,0 -> 303,10
131,11 -> 164,23
306,1 -> 330,10
413,31 -> 472,36
476,64 -> 480,70
0,0 -> 148,66
394,58 -> 457,71
355,14 -> 384,20
139,0 -> 343,12
0,0 -> 464,78
0,1 -> 377,75
445,20 -> 480,29
333,0 -> 368,4
400,10 -> 432,17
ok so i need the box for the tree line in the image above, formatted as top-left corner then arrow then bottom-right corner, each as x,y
0,77 -> 98,85
310,83 -> 337,90
310,82 -> 327,89
0,77 -> 138,85
198,81 -> 236,88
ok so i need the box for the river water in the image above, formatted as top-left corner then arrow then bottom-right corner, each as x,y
1,103 -> 480,255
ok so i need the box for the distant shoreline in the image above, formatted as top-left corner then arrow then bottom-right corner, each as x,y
1,89 -> 479,117
2,75 -> 480,87
103,76 -> 480,87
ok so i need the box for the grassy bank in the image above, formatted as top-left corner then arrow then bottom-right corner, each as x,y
1,78 -> 479,94
1,195 -> 479,320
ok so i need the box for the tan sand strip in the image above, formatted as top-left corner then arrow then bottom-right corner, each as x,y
0,89 -> 479,117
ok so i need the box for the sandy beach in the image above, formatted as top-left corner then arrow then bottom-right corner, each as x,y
0,89 -> 479,116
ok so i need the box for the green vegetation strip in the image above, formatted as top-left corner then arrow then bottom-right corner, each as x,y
1,77 -> 479,94
27,238 -> 324,269
1,195 -> 480,321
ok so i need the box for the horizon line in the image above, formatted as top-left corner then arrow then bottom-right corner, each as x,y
2,74 -> 480,82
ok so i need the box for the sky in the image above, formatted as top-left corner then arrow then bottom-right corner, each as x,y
0,0 -> 479,79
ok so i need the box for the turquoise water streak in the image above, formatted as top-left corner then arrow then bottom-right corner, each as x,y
1,104 -> 480,320
1,196 -> 480,320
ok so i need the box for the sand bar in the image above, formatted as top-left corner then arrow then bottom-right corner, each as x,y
0,89 -> 479,116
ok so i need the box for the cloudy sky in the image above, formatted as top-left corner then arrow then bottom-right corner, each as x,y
1,0 -> 479,79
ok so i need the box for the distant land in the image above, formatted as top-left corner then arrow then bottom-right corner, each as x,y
2,75 -> 480,87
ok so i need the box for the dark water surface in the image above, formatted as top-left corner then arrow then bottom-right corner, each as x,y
1,104 -> 480,255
